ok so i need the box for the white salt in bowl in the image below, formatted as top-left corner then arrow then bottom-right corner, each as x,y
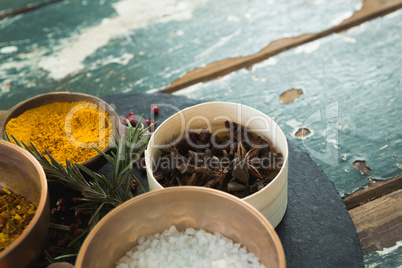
75,187 -> 285,268
145,102 -> 288,228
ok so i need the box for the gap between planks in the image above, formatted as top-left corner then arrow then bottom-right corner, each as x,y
348,187 -> 402,255
343,176 -> 402,210
0,0 -> 64,20
159,0 -> 402,93
344,176 -> 402,255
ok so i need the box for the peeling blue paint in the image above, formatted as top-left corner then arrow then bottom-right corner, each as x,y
364,242 -> 402,268
0,0 -> 361,108
177,11 -> 402,197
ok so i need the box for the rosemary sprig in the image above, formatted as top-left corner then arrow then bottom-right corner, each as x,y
3,116 -> 155,227
3,116 -> 157,266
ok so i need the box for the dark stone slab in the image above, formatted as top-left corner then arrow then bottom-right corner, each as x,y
275,142 -> 364,267
102,92 -> 364,268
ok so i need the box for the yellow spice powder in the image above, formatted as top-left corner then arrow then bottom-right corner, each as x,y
0,187 -> 37,252
5,101 -> 112,165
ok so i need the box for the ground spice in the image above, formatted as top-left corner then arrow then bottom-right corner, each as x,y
5,101 -> 112,165
0,188 -> 37,251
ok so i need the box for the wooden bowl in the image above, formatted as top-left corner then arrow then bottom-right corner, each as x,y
75,187 -> 286,268
145,102 -> 289,228
0,140 -> 50,268
0,92 -> 122,170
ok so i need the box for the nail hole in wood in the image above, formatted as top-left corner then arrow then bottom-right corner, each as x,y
353,160 -> 372,175
295,128 -> 311,138
279,88 -> 304,104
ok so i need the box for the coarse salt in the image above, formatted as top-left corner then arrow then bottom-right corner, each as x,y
116,225 -> 265,268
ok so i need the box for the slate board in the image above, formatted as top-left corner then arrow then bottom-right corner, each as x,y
102,92 -> 364,268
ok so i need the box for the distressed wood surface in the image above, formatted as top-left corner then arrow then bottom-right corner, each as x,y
175,7 -> 402,266
1,0 -> 365,109
348,188 -> 402,255
162,0 -> 402,93
176,10 -> 402,197
0,0 -> 401,267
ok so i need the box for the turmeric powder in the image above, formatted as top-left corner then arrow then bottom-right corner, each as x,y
5,101 -> 112,165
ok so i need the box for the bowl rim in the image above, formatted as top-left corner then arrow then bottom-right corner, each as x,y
144,101 -> 289,201
75,186 -> 286,268
0,91 -> 121,168
0,140 -> 48,257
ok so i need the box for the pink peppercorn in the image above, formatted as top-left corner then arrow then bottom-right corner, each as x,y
151,106 -> 160,115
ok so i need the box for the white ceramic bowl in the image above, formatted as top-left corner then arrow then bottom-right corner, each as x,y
145,102 -> 288,228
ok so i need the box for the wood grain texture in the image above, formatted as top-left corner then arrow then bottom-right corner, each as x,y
160,0 -> 402,93
343,176 -> 402,210
348,188 -> 402,255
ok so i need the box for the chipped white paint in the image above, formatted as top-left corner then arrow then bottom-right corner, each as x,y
171,82 -> 203,96
313,0 -> 325,4
162,68 -> 184,79
252,57 -> 278,71
379,144 -> 389,150
0,51 -> 44,79
0,15 -> 23,30
227,15 -> 240,22
38,0 -> 207,80
342,36 -> 356,43
330,11 -> 353,26
0,46 -> 18,54
265,57 -> 278,65
294,40 -> 321,54
195,29 -> 241,59
377,241 -> 402,256
102,53 -> 134,65
384,9 -> 402,19
171,30 -> 184,36
285,119 -> 302,129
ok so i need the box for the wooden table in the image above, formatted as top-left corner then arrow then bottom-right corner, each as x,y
1,0 -> 401,266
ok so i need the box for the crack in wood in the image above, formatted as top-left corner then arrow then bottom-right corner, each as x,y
343,176 -> 402,210
0,0 -> 64,20
160,0 -> 402,93
348,188 -> 402,255
353,160 -> 373,175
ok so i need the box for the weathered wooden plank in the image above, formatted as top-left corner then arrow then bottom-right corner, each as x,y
343,176 -> 402,209
348,188 -> 402,255
0,0 -> 365,109
176,10 -> 402,197
161,0 -> 402,93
